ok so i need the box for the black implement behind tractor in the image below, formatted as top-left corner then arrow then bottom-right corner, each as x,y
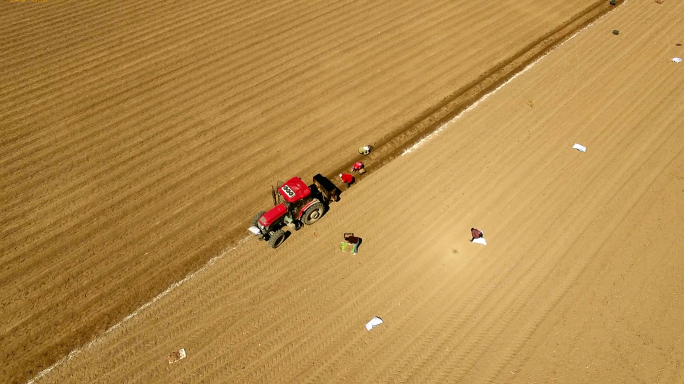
248,174 -> 340,248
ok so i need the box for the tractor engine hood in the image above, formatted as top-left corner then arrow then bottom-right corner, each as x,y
259,203 -> 288,227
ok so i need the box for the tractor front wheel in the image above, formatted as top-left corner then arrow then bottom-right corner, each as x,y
268,229 -> 286,249
302,202 -> 325,225
251,211 -> 266,227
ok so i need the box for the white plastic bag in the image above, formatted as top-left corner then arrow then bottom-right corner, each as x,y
365,317 -> 383,330
573,143 -> 587,152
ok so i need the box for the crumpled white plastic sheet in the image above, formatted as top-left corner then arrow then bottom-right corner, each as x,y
672,57 -> 682,63
365,317 -> 383,331
573,143 -> 587,152
472,237 -> 487,245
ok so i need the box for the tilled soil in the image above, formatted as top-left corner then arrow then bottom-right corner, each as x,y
4,0 -> 683,383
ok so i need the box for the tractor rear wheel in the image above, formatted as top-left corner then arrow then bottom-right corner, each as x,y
268,229 -> 286,249
251,211 -> 266,227
302,202 -> 325,225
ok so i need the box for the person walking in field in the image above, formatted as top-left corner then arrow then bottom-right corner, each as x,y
340,173 -> 354,189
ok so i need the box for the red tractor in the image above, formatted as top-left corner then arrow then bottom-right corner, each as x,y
249,174 -> 340,248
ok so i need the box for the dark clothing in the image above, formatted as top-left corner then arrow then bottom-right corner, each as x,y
345,235 -> 360,244
345,235 -> 361,253
471,228 -> 483,240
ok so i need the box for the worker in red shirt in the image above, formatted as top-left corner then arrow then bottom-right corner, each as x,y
351,161 -> 364,173
340,173 -> 354,189
471,228 -> 484,242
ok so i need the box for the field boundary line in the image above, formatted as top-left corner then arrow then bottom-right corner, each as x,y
26,236 -> 250,384
332,0 -> 625,176
402,2 -> 621,155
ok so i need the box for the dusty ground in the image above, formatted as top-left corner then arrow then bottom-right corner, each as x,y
2,0 -> 683,383
1,0 -> 601,381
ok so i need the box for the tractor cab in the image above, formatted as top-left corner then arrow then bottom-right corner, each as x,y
256,177 -> 312,229
276,177 -> 311,204
262,177 -> 313,226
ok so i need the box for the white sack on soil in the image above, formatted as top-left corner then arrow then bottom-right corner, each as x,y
672,57 -> 682,63
473,238 -> 487,245
573,143 -> 587,152
365,317 -> 383,330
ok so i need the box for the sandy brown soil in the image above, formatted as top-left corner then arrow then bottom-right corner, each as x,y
36,0 -> 684,378
2,0 -> 683,383
1,0 -> 605,382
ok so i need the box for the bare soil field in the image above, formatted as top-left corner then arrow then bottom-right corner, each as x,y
2,0 -> 682,383
1,0 -> 604,382
31,1 -> 684,382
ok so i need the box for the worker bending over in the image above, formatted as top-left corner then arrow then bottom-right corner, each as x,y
340,173 -> 354,189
